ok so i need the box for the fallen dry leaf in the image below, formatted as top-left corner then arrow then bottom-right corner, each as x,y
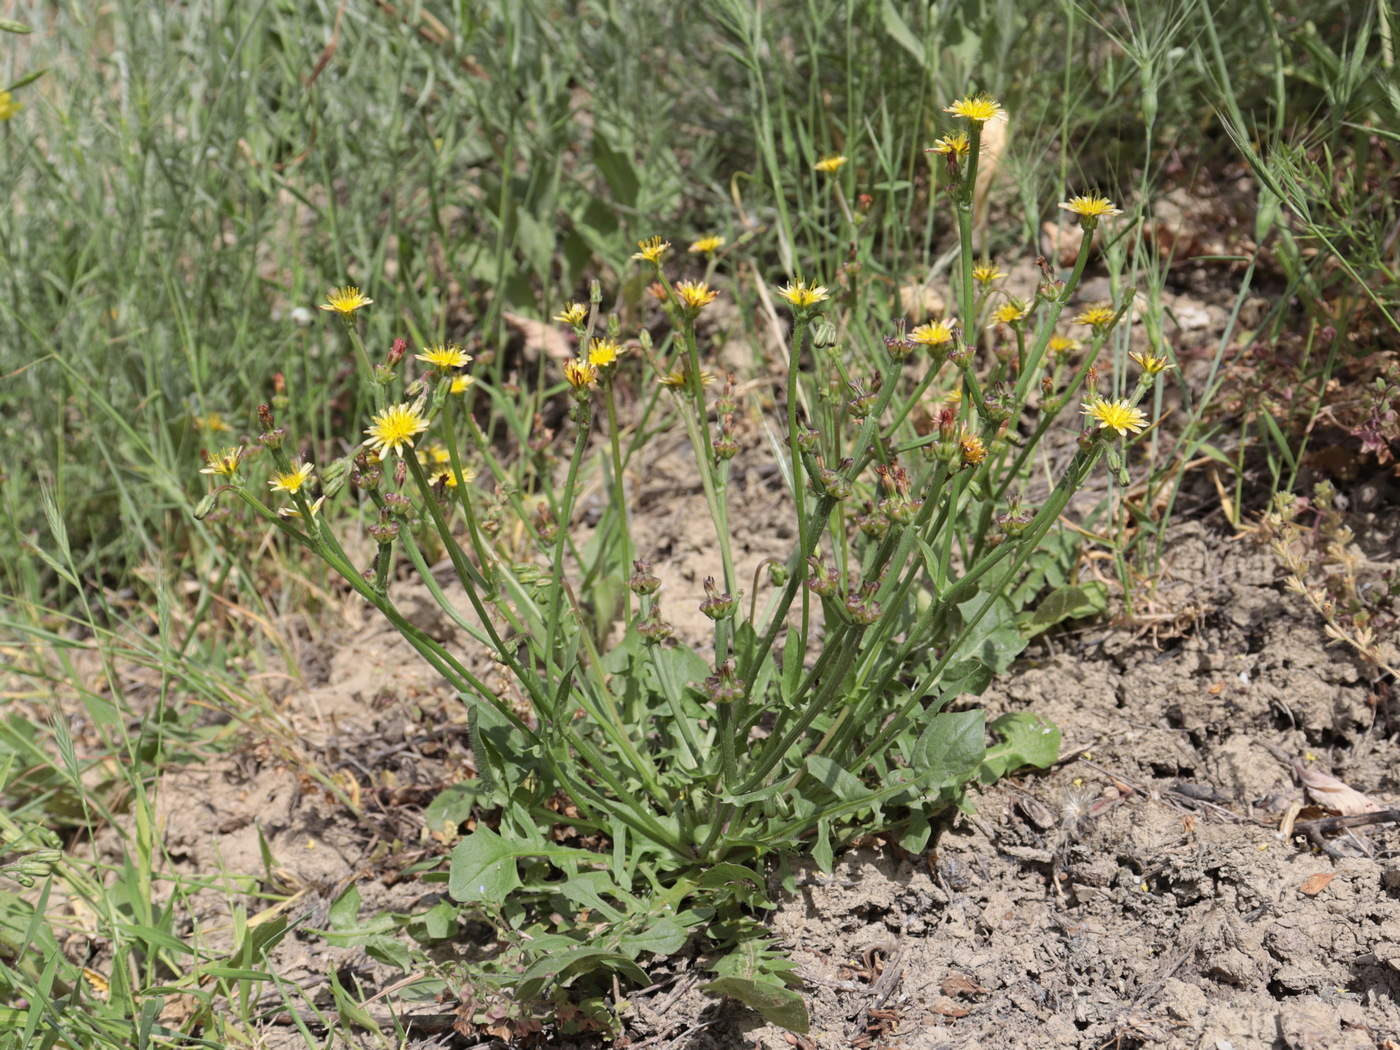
1296,764 -> 1383,815
1299,872 -> 1339,896
941,972 -> 988,998
502,311 -> 573,362
928,996 -> 971,1018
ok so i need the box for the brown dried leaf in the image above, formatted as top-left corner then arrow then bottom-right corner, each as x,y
1296,764 -> 1383,815
940,973 -> 988,998
1299,872 -> 1338,896
502,311 -> 573,362
928,996 -> 970,1018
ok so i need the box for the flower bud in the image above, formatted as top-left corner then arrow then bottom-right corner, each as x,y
702,660 -> 746,703
699,576 -> 738,620
628,560 -> 662,596
636,607 -> 674,643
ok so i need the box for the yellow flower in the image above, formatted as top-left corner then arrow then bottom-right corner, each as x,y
1129,350 -> 1174,376
554,302 -> 588,326
632,236 -> 671,264
660,367 -> 716,388
814,154 -> 848,173
269,460 -> 315,494
1048,333 -> 1081,358
364,401 -> 429,458
450,374 -> 475,395
927,132 -> 971,158
278,496 -> 326,521
674,279 -> 719,311
415,343 -> 472,371
689,235 -> 726,255
319,286 -> 373,317
910,318 -> 957,346
1082,397 -> 1148,436
960,433 -> 988,466
992,299 -> 1031,326
434,466 -> 477,488
588,337 -> 622,368
777,279 -> 830,309
419,443 -> 453,466
193,411 -> 231,433
972,263 -> 1006,284
1072,304 -> 1118,328
1058,194 -> 1123,221
944,94 -> 1007,123
200,447 -> 243,478
563,358 -> 598,389
0,91 -> 21,121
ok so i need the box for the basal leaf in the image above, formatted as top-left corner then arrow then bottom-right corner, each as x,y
979,712 -> 1061,783
703,977 -> 809,1033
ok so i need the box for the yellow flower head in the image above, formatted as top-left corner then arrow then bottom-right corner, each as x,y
554,301 -> 588,326
910,318 -> 957,347
450,374 -> 476,394
992,299 -> 1031,326
419,443 -> 453,466
278,495 -> 326,521
674,279 -> 719,311
660,367 -> 716,388
689,235 -> 726,255
1072,304 -> 1118,329
0,91 -> 21,121
319,286 -> 373,317
814,154 -> 848,173
588,337 -> 622,368
364,401 -> 429,458
777,279 -> 830,309
193,411 -> 232,433
1129,350 -> 1174,376
632,237 -> 671,264
1082,397 -> 1148,436
1048,333 -> 1081,358
564,358 -> 598,389
944,94 -> 1007,124
960,433 -> 988,466
434,465 -> 478,489
200,446 -> 243,478
927,132 -> 972,158
269,460 -> 315,494
415,343 -> 472,371
972,263 -> 1006,284
1058,194 -> 1123,221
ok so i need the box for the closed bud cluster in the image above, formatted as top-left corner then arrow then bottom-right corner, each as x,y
369,518 -> 401,544
996,500 -> 1035,536
982,382 -> 1014,423
817,466 -> 852,500
805,555 -> 841,598
844,585 -> 883,626
636,606 -> 675,644
797,425 -> 821,453
699,576 -> 738,620
383,490 -> 413,516
702,660 -> 746,704
258,425 -> 287,450
766,561 -> 788,586
351,452 -> 383,491
854,501 -> 889,539
845,373 -> 881,418
628,560 -> 662,596
813,321 -> 839,348
884,319 -> 915,360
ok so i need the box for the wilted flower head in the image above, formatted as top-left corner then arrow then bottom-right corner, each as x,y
1082,397 -> 1148,436
364,401 -> 429,458
944,94 -> 1007,123
319,286 -> 373,318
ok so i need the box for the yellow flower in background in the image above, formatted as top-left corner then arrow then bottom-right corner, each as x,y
927,132 -> 971,158
450,374 -> 475,394
1048,333 -> 1081,357
944,94 -> 1007,123
415,344 -> 472,371
911,319 -> 957,347
972,263 -> 1006,284
632,237 -> 671,264
588,337 -> 622,368
674,280 -> 718,311
659,367 -> 716,388
1072,304 -> 1118,329
1082,397 -> 1148,436
269,460 -> 315,494
689,235 -> 726,255
0,91 -> 21,121
434,465 -> 478,489
200,447 -> 243,478
1059,194 -> 1123,221
278,496 -> 326,521
814,154 -> 848,173
319,286 -> 373,317
777,279 -> 830,309
564,358 -> 598,389
193,411 -> 232,433
992,299 -> 1031,326
364,402 -> 428,458
1130,350 -> 1174,376
554,302 -> 588,326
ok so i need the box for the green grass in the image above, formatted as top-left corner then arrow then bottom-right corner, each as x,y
1,0 -> 1395,1045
